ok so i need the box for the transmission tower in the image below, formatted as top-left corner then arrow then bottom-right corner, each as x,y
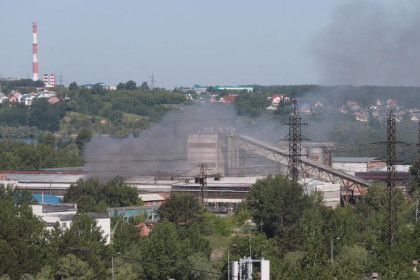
287,98 -> 303,185
418,121 -> 420,155
150,73 -> 155,90
386,110 -> 397,245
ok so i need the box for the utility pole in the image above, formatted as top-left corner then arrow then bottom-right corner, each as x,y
287,97 -> 302,186
386,110 -> 397,245
198,163 -> 208,206
59,73 -> 63,87
150,73 -> 155,90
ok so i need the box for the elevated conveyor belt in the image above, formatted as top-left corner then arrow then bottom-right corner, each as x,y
235,134 -> 371,195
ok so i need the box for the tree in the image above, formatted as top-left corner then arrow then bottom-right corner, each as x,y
75,128 -> 92,151
107,110 -> 124,125
247,175 -> 307,238
116,83 -> 126,90
0,187 -> 47,278
60,214 -> 110,278
187,252 -> 219,280
55,254 -> 94,280
112,216 -> 141,253
38,132 -> 56,148
140,81 -> 149,90
64,177 -> 142,212
125,80 -> 137,90
409,160 -> 420,196
69,81 -> 79,91
158,194 -> 205,228
29,99 -> 61,131
140,221 -> 187,279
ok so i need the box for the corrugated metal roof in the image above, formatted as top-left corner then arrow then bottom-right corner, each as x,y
139,193 -> 165,201
6,173 -> 86,183
333,157 -> 378,163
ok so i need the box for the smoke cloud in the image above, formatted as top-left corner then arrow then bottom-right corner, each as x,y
313,0 -> 420,86
84,104 -> 288,180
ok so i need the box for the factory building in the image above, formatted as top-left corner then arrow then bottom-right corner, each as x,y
299,178 -> 341,208
192,84 -> 254,93
31,203 -> 111,244
187,133 -> 225,173
332,157 -> 385,176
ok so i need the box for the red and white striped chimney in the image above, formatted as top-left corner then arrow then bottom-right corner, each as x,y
49,74 -> 55,87
43,74 -> 48,85
32,22 -> 39,81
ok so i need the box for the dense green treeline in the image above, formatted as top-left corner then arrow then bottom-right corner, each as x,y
0,84 -> 189,138
224,174 -> 420,279
0,79 -> 44,94
0,185 -> 236,279
0,99 -> 64,133
3,174 -> 420,279
0,135 -> 82,171
0,185 -> 112,279
63,177 -> 143,212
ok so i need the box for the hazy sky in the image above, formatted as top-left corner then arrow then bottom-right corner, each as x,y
2,0 -> 416,88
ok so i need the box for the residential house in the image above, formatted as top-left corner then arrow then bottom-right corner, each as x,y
266,105 -> 278,113
338,105 -> 347,114
346,101 -> 358,107
0,92 -> 6,104
356,113 -> 369,122
269,94 -> 284,107
313,101 -> 324,113
218,95 -> 236,104
7,90 -> 21,103
411,115 -> 420,123
349,103 -> 361,112
209,96 -> 217,103
136,221 -> 156,237
48,96 -> 60,104
20,93 -> 36,106
387,99 -> 398,107
297,103 -> 311,114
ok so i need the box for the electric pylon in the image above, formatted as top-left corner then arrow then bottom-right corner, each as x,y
287,98 -> 303,186
386,110 -> 397,245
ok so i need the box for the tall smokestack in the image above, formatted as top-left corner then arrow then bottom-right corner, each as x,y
32,22 -> 39,81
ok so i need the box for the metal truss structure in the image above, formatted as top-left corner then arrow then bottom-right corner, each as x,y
287,98 -> 303,185
154,163 -> 222,207
233,134 -> 371,203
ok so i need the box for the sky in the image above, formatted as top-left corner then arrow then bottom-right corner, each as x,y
1,0 -> 418,88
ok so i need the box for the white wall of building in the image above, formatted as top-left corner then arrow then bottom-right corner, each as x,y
30,204 -> 111,244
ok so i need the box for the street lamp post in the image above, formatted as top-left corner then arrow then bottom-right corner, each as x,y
112,256 -> 115,280
112,252 -> 121,280
228,244 -> 237,280
331,237 -> 340,263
